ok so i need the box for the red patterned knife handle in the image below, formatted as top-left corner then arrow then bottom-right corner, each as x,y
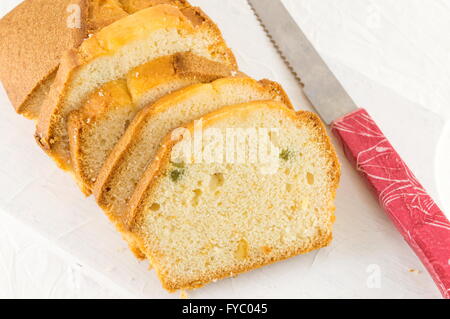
331,108 -> 450,298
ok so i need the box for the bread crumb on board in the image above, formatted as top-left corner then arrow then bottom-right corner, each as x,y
408,268 -> 421,274
180,290 -> 189,299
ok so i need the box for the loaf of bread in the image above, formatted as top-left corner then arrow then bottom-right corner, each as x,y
35,4 -> 237,170
0,0 -> 189,119
125,100 -> 340,291
68,53 -> 238,195
0,1 -> 342,292
93,77 -> 292,230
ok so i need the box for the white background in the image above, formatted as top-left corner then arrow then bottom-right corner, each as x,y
0,0 -> 449,298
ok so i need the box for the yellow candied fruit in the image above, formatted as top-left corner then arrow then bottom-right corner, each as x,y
235,239 -> 249,260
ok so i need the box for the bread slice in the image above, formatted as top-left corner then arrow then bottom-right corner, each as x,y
125,100 -> 340,291
0,0 -> 190,119
34,4 -> 237,171
93,77 -> 292,228
68,53 -> 237,195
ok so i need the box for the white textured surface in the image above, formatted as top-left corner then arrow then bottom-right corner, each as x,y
0,213 -> 122,299
0,0 -> 448,298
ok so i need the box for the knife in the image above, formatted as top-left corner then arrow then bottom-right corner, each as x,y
248,0 -> 450,298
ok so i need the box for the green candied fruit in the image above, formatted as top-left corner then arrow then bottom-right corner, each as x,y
279,149 -> 292,161
170,161 -> 185,169
170,169 -> 184,182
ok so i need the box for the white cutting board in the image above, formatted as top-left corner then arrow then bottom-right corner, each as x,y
0,0 -> 446,298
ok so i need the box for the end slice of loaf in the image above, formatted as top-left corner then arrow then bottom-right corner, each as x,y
126,100 -> 340,291
93,77 -> 293,229
0,0 -> 189,119
68,53 -> 237,195
35,4 -> 237,169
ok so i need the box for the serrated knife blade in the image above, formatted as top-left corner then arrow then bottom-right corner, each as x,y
248,0 -> 358,124
248,0 -> 450,299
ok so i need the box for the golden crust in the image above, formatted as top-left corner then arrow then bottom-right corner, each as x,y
87,0 -> 128,33
35,4 -> 237,170
67,112 -> 89,195
92,77 -> 293,226
35,49 -> 82,170
172,52 -> 241,80
0,0 -> 191,119
125,101 -> 340,291
78,5 -> 194,62
258,79 -> 294,110
68,53 -> 237,196
78,5 -> 236,66
76,79 -> 132,118
87,0 -> 191,34
20,70 -> 58,120
127,52 -> 240,100
0,0 -> 88,116
143,232 -> 332,292
119,0 -> 189,15
86,0 -> 190,33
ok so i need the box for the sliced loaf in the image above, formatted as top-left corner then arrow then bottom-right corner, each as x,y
126,100 -> 340,291
93,77 -> 292,228
68,53 -> 237,195
35,4 -> 237,169
0,0 -> 190,119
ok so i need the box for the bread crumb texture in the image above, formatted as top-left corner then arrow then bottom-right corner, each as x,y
0,0 -> 189,118
35,4 -> 236,170
68,53 -> 236,195
130,101 -> 340,291
94,77 -> 291,227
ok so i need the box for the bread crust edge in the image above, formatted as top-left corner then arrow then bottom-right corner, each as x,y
34,4 -> 237,171
92,78 -> 293,223
125,100 -> 341,291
